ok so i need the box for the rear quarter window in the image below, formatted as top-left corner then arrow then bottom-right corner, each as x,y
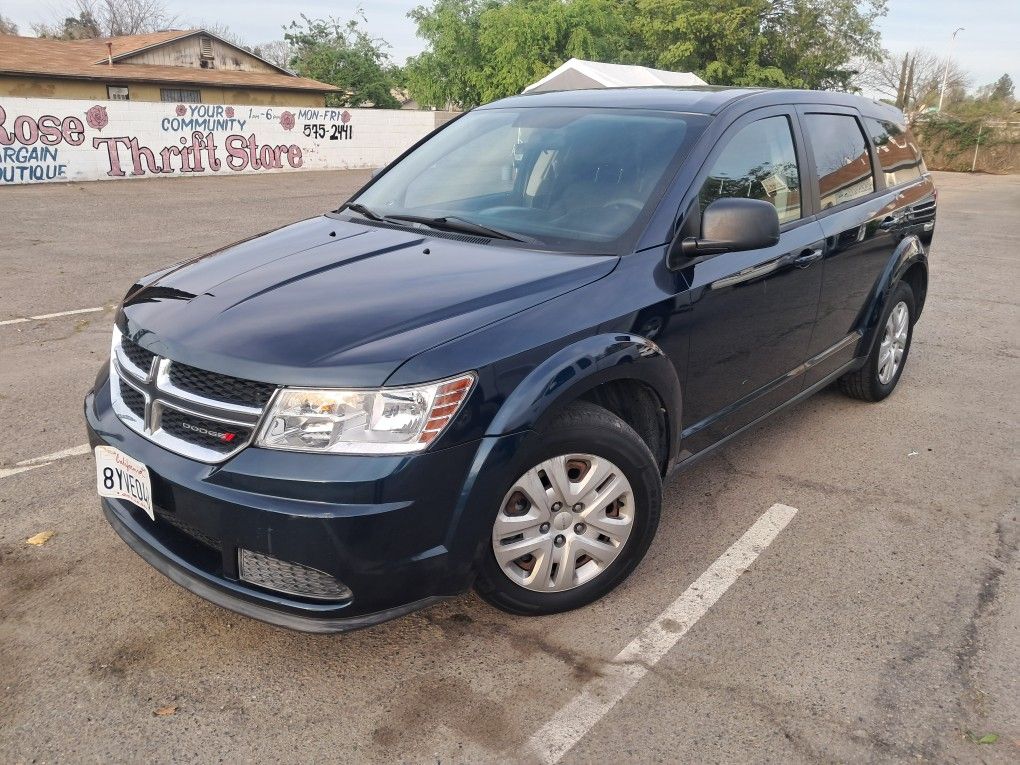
865,118 -> 926,187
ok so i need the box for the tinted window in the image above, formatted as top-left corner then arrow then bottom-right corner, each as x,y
403,124 -> 517,207
357,108 -> 707,251
700,116 -> 801,224
804,114 -> 874,209
865,118 -> 925,186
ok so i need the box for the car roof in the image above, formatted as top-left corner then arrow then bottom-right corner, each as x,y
480,86 -> 903,121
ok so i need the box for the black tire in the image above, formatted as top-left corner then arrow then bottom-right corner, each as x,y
838,281 -> 916,402
474,401 -> 662,616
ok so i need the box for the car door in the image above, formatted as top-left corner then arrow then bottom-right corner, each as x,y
676,107 -> 827,454
794,107 -> 897,387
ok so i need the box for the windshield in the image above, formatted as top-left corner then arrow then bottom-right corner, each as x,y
350,107 -> 706,252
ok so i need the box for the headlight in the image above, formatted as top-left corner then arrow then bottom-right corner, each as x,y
255,373 -> 475,454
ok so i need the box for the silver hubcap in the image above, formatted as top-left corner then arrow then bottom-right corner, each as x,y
878,301 -> 909,384
492,453 -> 635,592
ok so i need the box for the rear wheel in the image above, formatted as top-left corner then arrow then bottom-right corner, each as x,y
839,281 -> 915,401
474,402 -> 661,615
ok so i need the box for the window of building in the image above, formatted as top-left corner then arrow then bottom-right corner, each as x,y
804,114 -> 875,209
200,36 -> 214,60
699,115 -> 802,225
161,88 -> 201,103
107,85 -> 130,101
865,118 -> 925,187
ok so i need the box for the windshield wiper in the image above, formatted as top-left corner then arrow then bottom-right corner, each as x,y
383,214 -> 532,243
342,202 -> 385,221
342,205 -> 534,244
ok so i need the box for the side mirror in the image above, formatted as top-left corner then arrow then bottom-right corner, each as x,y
667,197 -> 780,269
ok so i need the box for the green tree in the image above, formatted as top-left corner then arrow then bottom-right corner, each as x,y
284,13 -> 400,108
406,0 -> 637,108
476,0 -> 633,101
635,0 -> 886,89
987,74 -> 1015,102
762,0 -> 887,90
635,0 -> 779,84
406,0 -> 891,107
404,0 -> 498,109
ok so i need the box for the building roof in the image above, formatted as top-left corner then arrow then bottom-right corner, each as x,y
0,32 -> 340,93
524,58 -> 707,93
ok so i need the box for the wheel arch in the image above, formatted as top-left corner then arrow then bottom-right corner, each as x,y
485,333 -> 683,474
858,235 -> 928,357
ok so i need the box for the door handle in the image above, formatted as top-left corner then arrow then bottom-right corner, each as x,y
793,248 -> 823,268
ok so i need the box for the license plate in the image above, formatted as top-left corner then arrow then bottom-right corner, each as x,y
95,445 -> 154,520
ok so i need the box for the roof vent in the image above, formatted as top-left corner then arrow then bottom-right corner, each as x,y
199,36 -> 213,60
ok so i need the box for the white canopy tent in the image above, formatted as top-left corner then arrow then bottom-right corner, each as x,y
524,58 -> 707,93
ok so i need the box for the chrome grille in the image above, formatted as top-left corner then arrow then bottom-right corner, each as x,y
109,328 -> 275,463
238,548 -> 352,601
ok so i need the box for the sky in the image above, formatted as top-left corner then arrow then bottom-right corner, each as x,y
3,0 -> 1018,91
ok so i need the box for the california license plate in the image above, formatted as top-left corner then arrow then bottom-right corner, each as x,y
95,445 -> 154,520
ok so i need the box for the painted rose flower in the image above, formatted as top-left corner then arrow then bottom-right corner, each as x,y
225,106 -> 235,118
280,111 -> 296,131
175,104 -> 186,116
341,110 -> 351,124
85,104 -> 108,131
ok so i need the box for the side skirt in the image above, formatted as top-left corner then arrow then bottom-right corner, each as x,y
670,356 -> 862,476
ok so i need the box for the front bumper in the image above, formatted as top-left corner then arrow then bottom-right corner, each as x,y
86,373 -> 525,632
101,498 -> 448,632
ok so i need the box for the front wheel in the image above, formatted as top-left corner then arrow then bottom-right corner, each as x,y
474,402 -> 661,616
839,281 -> 916,401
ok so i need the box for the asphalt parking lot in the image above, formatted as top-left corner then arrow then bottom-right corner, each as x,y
1,170 -> 1017,763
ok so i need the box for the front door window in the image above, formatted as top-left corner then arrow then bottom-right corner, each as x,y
699,116 -> 802,225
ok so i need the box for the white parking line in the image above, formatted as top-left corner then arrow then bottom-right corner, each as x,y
527,503 -> 799,764
0,444 -> 91,479
0,306 -> 106,327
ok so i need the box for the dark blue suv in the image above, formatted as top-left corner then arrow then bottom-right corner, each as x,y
86,87 -> 936,631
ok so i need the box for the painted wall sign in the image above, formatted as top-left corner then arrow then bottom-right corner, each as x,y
0,97 -> 438,185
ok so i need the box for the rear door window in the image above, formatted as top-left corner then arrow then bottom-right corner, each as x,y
699,115 -> 802,224
803,114 -> 875,209
865,118 -> 925,187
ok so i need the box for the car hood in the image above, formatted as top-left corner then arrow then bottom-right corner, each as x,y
119,216 -> 618,387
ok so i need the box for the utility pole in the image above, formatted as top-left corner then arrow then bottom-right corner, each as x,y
937,27 -> 964,112
904,56 -> 916,110
896,54 -> 909,108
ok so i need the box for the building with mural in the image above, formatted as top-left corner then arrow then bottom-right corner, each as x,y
0,30 -> 339,107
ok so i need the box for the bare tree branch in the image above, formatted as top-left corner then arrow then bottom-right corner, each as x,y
34,0 -> 178,39
861,48 -> 969,110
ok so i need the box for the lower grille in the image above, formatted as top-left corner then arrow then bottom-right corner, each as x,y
238,549 -> 352,601
154,507 -> 220,550
160,408 -> 252,454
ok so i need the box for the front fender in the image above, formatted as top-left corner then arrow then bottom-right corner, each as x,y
858,234 -> 928,357
486,332 -> 684,466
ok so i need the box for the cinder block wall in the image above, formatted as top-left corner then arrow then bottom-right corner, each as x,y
0,96 -> 440,184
